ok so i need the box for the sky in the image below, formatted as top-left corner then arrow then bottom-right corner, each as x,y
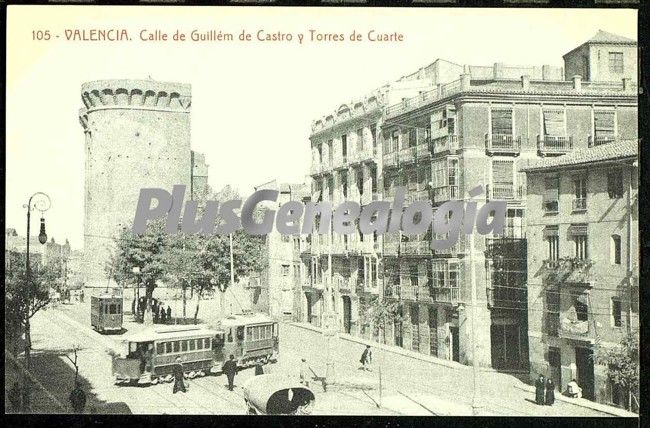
6,6 -> 637,250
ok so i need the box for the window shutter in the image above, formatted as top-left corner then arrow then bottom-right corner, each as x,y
493,160 -> 513,183
543,226 -> 559,237
491,109 -> 512,135
594,111 -> 615,138
543,110 -> 565,137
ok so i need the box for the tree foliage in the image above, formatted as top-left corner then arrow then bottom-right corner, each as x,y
595,332 -> 639,410
359,296 -> 405,343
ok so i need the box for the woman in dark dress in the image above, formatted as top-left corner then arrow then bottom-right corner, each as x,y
172,358 -> 187,394
535,374 -> 546,405
545,378 -> 555,405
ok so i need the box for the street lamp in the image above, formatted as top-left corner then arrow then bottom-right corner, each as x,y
132,266 -> 141,322
21,191 -> 51,411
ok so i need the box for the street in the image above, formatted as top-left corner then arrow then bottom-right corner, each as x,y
7,293 -> 615,416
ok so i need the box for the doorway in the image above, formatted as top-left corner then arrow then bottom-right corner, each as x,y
548,347 -> 561,391
342,296 -> 352,334
575,347 -> 595,400
490,323 -> 525,370
449,326 -> 460,362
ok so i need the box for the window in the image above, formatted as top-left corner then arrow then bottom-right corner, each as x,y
370,126 -> 377,150
196,339 -> 202,350
110,304 -> 117,314
356,128 -> 364,151
227,329 -> 233,342
391,131 -> 399,152
165,342 -> 172,353
491,109 -> 513,136
281,264 -> 290,276
608,52 -> 624,73
607,169 -> 624,199
546,290 -> 560,336
543,177 -> 559,213
492,160 -> 514,199
575,296 -> 588,322
611,235 -> 622,265
408,129 -> 417,148
594,111 -> 615,142
574,235 -> 588,260
173,341 -> 180,353
410,265 -> 419,287
281,235 -> 290,243
204,338 -> 211,349
181,340 -> 188,352
341,135 -> 347,158
611,298 -> 622,327
448,158 -> 459,198
573,176 -> 587,211
448,262 -> 459,288
157,343 -> 165,354
189,339 -> 195,351
544,226 -> 559,260
543,110 -> 565,138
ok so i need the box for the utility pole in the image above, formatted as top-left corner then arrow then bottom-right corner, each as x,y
469,196 -> 481,416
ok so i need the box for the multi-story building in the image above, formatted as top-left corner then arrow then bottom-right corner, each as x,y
523,139 -> 638,408
299,30 -> 637,373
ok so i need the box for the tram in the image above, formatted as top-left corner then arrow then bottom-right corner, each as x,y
91,293 -> 123,333
112,325 -> 221,385
213,312 -> 279,368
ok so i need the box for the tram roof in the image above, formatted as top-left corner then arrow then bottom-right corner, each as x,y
218,312 -> 274,327
124,325 -> 220,343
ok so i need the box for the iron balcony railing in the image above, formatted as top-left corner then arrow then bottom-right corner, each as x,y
543,258 -> 593,285
398,147 -> 416,164
537,135 -> 573,155
485,134 -> 521,154
432,135 -> 459,156
588,135 -> 616,147
572,198 -> 587,211
385,79 -> 462,118
383,152 -> 399,169
432,185 -> 459,204
400,286 -> 418,301
431,287 -> 460,304
486,183 -> 525,201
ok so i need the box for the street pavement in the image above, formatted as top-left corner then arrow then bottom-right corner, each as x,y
10,293 -> 617,416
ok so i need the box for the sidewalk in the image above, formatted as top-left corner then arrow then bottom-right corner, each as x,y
289,321 -> 637,417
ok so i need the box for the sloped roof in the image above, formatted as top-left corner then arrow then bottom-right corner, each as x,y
587,30 -> 636,45
523,140 -> 638,173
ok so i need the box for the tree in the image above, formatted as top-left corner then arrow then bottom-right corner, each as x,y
359,297 -> 405,345
110,218 -> 169,324
5,258 -> 61,410
595,332 -> 639,412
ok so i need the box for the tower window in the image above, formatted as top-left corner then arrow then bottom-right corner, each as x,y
608,52 -> 624,74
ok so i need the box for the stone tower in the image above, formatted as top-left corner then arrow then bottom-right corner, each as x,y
79,80 -> 192,283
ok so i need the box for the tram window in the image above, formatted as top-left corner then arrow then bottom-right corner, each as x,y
157,343 -> 165,354
214,333 -> 224,346
247,327 -> 253,342
189,339 -> 196,351
204,338 -> 211,349
196,339 -> 203,350
110,304 -> 117,314
227,329 -> 233,343
173,341 -> 180,353
237,326 -> 245,341
165,342 -> 172,353
181,341 -> 188,352
273,323 -> 278,337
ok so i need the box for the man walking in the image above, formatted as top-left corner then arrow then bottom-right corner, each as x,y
166,305 -> 172,324
534,374 -> 546,405
360,345 -> 372,371
172,357 -> 187,394
222,355 -> 238,391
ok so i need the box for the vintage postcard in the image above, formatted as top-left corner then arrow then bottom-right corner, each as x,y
4,4 -> 640,418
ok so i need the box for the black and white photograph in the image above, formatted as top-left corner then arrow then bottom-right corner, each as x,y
4,4 -> 640,418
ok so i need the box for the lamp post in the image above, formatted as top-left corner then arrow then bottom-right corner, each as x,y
22,191 -> 51,411
132,266 -> 141,322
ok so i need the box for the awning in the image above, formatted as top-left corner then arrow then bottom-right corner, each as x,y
543,227 -> 559,237
568,224 -> 588,236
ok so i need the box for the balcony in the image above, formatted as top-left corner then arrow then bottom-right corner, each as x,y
543,258 -> 594,285
572,198 -> 587,212
559,318 -> 594,343
432,185 -> 459,204
486,183 -> 525,201
485,134 -> 521,155
398,147 -> 416,165
537,135 -> 573,156
402,240 -> 431,256
588,135 -> 616,148
417,287 -> 434,303
383,152 -> 399,169
432,135 -> 459,156
415,140 -> 431,160
303,278 -> 324,291
431,287 -> 460,304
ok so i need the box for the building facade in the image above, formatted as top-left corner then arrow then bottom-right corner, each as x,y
524,140 -> 638,408
78,80 -> 208,284
298,31 -> 638,374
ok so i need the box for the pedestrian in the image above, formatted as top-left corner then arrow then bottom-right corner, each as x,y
535,374 -> 546,405
222,354 -> 238,391
69,382 -> 87,413
360,345 -> 372,371
159,306 -> 166,324
8,381 -> 22,412
172,357 -> 187,394
79,289 -> 84,303
299,358 -> 310,387
255,363 -> 264,376
566,379 -> 582,398
545,378 -> 555,406
166,305 -> 172,324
